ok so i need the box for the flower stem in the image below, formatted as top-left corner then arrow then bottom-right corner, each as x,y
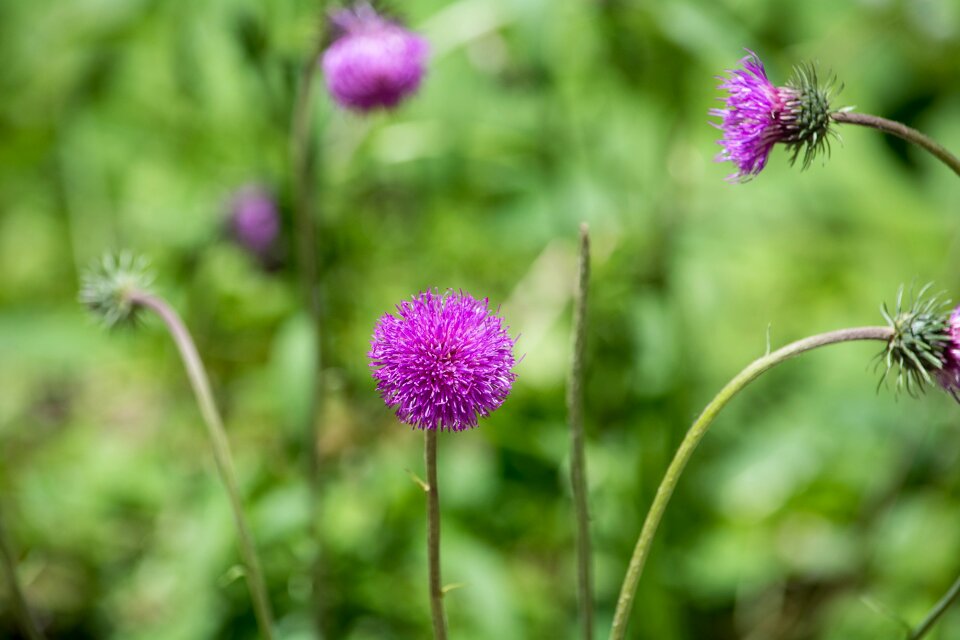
0,505 -> 44,640
290,24 -> 327,634
831,111 -> 960,178
568,223 -> 594,640
909,572 -> 960,639
128,292 -> 275,640
609,325 -> 895,640
425,429 -> 448,640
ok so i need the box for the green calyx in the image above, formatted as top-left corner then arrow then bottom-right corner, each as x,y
79,252 -> 154,328
782,62 -> 838,170
878,284 -> 952,396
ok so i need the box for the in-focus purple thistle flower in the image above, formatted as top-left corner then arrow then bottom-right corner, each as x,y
711,51 -> 835,182
229,186 -> 279,256
369,290 -> 517,431
937,305 -> 960,398
321,4 -> 429,112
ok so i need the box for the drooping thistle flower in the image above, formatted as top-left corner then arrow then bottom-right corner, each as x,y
369,290 -> 517,431
79,252 -> 154,327
878,284 -> 952,396
228,186 -> 280,256
321,3 -> 429,112
711,51 -> 837,182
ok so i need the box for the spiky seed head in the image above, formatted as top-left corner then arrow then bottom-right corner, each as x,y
79,252 -> 154,328
877,284 -> 951,396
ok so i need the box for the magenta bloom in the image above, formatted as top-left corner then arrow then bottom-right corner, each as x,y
711,51 -> 833,182
937,305 -> 960,397
321,4 -> 429,112
229,186 -> 279,255
369,290 -> 517,431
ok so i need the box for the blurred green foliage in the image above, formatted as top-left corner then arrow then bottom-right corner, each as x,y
2,0 -> 960,638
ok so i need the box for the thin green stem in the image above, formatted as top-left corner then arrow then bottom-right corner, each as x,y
129,292 -> 275,640
568,223 -> 593,640
609,325 -> 895,640
909,572 -> 960,639
0,504 -> 44,640
291,19 -> 325,486
831,111 -> 960,178
425,430 -> 448,640
290,23 -> 327,635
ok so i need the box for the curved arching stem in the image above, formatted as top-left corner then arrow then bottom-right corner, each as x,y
128,292 -> 275,640
831,111 -> 960,178
610,325 -> 895,640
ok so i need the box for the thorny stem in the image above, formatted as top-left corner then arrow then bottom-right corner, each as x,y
609,325 -> 895,640
128,292 -> 275,640
425,430 -> 448,640
290,21 -> 327,634
909,572 -> 960,639
831,111 -> 960,179
0,505 -> 44,640
568,223 -> 594,640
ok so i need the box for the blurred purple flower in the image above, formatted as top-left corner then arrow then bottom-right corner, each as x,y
369,290 -> 517,431
229,186 -> 279,255
321,4 -> 428,112
710,51 -> 834,182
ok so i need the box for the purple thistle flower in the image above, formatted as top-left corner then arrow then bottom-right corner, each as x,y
937,305 -> 960,397
229,186 -> 279,256
369,290 -> 517,432
711,51 -> 835,182
321,4 -> 429,112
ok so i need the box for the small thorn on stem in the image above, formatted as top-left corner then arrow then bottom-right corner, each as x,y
406,468 -> 430,492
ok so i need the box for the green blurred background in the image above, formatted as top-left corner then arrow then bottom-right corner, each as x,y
2,0 -> 960,638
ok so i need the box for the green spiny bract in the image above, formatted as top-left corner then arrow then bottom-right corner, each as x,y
79,252 -> 153,328
781,62 -> 839,170
878,284 -> 951,396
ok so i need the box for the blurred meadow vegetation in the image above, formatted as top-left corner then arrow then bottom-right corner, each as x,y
3,0 -> 960,638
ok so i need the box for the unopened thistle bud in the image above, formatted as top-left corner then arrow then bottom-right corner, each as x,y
368,290 -> 517,431
711,51 -> 838,182
878,284 -> 952,396
321,3 -> 429,112
79,252 -> 154,328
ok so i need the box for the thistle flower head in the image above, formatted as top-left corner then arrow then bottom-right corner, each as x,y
229,185 -> 279,256
321,3 -> 429,112
368,290 -> 517,431
878,284 -> 951,396
936,305 -> 960,399
711,51 -> 838,182
79,252 -> 154,328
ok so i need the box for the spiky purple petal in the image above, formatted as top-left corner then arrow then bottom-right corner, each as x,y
369,290 -> 517,431
710,52 -> 799,182
937,305 -> 960,396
